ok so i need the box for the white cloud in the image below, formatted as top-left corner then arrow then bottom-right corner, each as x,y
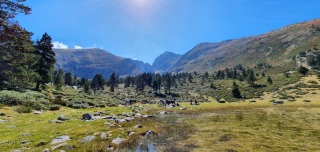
52,41 -> 68,49
74,45 -> 83,49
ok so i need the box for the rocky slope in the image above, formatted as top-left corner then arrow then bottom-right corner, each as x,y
170,19 -> 320,72
152,51 -> 182,73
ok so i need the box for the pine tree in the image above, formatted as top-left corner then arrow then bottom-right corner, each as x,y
164,73 -> 173,94
109,72 -> 116,92
246,69 -> 256,87
0,0 -> 36,90
267,76 -> 273,84
83,80 -> 90,94
53,69 -> 64,90
91,74 -> 105,95
34,33 -> 56,91
64,72 -> 73,86
232,82 -> 241,98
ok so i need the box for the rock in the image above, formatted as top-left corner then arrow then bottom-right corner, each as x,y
115,119 -> 126,123
132,109 -> 140,113
51,135 -> 70,145
134,124 -> 143,128
0,119 -> 6,123
79,136 -> 95,143
12,150 -> 22,152
34,111 -> 42,115
51,143 -> 67,151
134,113 -> 142,117
82,113 -> 93,120
127,130 -> 135,136
180,107 -> 187,110
123,113 -> 131,117
144,130 -> 155,137
42,149 -> 50,152
102,116 -> 113,119
58,116 -> 70,121
111,138 -> 126,145
55,120 -> 64,124
159,111 -> 167,115
142,115 -> 149,118
106,145 -> 114,151
20,140 -> 31,145
124,117 -> 134,122
0,113 -> 6,116
60,150 -> 66,152
100,132 -> 107,139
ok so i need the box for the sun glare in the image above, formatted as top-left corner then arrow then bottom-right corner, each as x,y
127,0 -> 161,18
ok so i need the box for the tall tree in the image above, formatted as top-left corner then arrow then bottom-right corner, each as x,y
64,71 -> 73,86
53,69 -> 64,90
232,82 -> 241,98
83,80 -> 90,94
109,72 -> 116,92
246,69 -> 256,87
34,33 -> 56,90
267,76 -> 273,84
164,73 -> 173,94
91,74 -> 105,94
0,0 -> 36,90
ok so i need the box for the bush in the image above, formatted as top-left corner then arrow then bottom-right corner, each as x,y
16,106 -> 33,113
48,105 -> 61,111
0,90 -> 36,106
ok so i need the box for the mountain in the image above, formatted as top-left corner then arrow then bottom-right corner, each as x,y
171,19 -> 320,72
152,51 -> 182,72
131,60 -> 153,72
54,48 -> 149,78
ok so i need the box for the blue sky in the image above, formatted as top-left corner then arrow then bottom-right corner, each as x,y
17,0 -> 320,64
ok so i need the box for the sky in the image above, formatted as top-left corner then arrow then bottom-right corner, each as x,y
17,0 -> 320,64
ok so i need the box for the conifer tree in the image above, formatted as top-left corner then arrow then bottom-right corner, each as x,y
232,82 -> 241,98
34,33 -> 56,90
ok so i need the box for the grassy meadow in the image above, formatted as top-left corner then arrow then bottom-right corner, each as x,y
1,74 -> 320,151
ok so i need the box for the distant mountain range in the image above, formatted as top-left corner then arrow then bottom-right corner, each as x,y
54,19 -> 320,78
54,49 -> 181,78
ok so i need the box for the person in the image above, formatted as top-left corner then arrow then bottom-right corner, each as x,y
190,100 -> 193,105
195,100 -> 199,105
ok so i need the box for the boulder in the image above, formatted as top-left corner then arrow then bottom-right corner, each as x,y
106,145 -> 114,151
42,149 -> 50,152
111,138 -> 126,145
51,143 -> 67,151
124,117 -> 134,122
134,113 -> 142,117
51,135 -> 70,145
100,132 -> 107,139
12,150 -> 22,152
134,124 -> 143,128
58,116 -> 70,121
34,111 -> 42,115
82,113 -> 93,120
159,111 -> 167,115
79,136 -> 95,143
